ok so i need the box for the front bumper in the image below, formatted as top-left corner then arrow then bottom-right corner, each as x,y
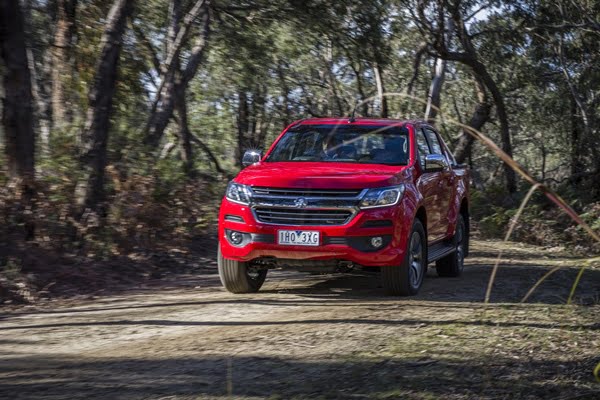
218,198 -> 413,267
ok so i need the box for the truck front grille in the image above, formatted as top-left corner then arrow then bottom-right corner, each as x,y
252,187 -> 362,198
254,207 -> 353,226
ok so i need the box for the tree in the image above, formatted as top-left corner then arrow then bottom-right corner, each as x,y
0,0 -> 36,186
52,0 -> 77,130
412,0 -> 517,194
75,0 -> 134,213
453,76 -> 490,163
142,0 -> 211,149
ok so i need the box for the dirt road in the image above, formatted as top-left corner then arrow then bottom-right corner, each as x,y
1,240 -> 599,399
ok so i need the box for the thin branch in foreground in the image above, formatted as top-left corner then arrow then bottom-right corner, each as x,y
520,265 -> 564,303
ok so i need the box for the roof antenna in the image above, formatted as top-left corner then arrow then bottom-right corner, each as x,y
348,100 -> 360,123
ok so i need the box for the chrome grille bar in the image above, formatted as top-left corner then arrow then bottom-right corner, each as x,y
254,207 -> 353,226
252,187 -> 364,199
250,186 -> 365,226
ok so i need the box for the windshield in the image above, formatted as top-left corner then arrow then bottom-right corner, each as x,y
266,124 -> 409,165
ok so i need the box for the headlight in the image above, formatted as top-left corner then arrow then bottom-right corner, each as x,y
226,182 -> 252,205
359,185 -> 405,209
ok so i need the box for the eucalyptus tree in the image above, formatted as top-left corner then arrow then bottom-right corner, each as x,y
142,0 -> 211,152
75,0 -> 134,213
52,0 -> 78,130
513,0 -> 600,186
0,0 -> 36,187
406,0 -> 518,194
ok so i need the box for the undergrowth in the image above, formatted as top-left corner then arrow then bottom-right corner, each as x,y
472,183 -> 600,254
0,164 -> 226,303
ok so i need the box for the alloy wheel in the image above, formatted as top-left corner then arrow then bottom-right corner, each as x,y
409,231 -> 423,288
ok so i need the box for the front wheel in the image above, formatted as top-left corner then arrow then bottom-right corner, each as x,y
218,246 -> 267,293
381,219 -> 426,296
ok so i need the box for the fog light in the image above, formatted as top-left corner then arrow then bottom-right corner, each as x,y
370,236 -> 383,248
229,230 -> 244,245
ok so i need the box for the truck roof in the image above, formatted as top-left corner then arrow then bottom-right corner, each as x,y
293,117 -> 426,127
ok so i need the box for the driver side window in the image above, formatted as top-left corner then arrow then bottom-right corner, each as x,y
424,128 -> 443,155
416,129 -> 431,168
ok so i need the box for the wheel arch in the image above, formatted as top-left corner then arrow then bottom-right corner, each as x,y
414,206 -> 428,263
414,206 -> 427,235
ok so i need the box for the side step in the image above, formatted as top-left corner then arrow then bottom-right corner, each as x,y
427,242 -> 455,264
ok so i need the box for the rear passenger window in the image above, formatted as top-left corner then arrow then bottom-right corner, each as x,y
416,129 -> 431,167
424,128 -> 443,155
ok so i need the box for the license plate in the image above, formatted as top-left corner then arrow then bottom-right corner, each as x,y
278,230 -> 320,246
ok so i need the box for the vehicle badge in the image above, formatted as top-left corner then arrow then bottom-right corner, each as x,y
294,198 -> 307,208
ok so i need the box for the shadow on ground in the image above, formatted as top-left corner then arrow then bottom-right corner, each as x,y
260,261 -> 600,305
1,354 -> 598,399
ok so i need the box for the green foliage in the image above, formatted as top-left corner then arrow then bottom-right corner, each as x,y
473,183 -> 600,253
2,0 -> 598,257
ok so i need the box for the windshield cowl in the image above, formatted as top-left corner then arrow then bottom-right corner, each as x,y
235,161 -> 410,189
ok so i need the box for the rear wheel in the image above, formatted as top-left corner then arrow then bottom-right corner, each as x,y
218,246 -> 267,293
436,214 -> 466,277
381,219 -> 426,296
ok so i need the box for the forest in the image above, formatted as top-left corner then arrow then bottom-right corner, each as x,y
2,1 -> 600,398
1,0 -> 600,292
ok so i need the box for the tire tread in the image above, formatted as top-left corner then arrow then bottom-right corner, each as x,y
381,219 -> 426,296
218,247 -> 266,293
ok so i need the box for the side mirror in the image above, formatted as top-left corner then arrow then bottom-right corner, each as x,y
242,150 -> 262,167
424,154 -> 449,172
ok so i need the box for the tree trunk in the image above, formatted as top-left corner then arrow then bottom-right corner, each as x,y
277,62 -> 291,127
75,0 -> 133,213
0,0 -> 36,185
348,59 -> 369,116
142,0 -> 182,152
236,91 -> 250,167
27,46 -> 52,157
51,0 -> 77,130
22,0 -> 51,157
322,43 -> 344,116
424,57 -> 446,122
473,62 -> 517,194
373,61 -> 388,118
174,82 -> 195,177
144,71 -> 178,147
167,0 -> 181,55
144,2 -> 210,148
454,78 -> 490,163
569,97 -> 583,180
251,84 -> 270,149
402,43 -> 427,117
406,43 -> 427,96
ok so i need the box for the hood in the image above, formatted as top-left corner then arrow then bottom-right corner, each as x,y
234,162 -> 410,189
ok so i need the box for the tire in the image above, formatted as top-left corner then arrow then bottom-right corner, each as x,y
218,246 -> 267,293
436,214 -> 466,277
381,219 -> 426,296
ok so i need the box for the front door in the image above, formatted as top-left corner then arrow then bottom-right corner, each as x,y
423,127 -> 453,238
415,127 -> 445,242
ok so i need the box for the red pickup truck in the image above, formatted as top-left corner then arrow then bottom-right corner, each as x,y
218,118 -> 470,296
